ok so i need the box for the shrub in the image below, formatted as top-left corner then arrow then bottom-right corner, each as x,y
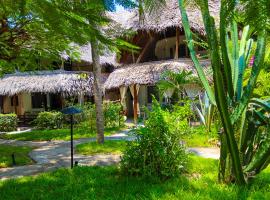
103,101 -> 124,128
163,101 -> 193,135
34,111 -> 63,129
0,114 -> 17,132
121,99 -> 188,179
74,101 -> 125,130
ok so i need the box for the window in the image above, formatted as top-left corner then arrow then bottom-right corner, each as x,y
31,93 -> 47,109
11,96 -> 19,106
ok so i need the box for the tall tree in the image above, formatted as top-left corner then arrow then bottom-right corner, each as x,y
33,0 -> 136,144
0,0 -> 70,73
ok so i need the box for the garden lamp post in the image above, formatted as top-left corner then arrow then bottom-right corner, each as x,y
61,107 -> 82,169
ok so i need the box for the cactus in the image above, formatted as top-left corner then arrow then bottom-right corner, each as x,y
178,0 -> 268,184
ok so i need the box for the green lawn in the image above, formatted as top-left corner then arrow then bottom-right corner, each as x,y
182,126 -> 219,147
0,145 -> 34,168
0,126 -> 124,141
76,140 -> 127,155
0,156 -> 269,199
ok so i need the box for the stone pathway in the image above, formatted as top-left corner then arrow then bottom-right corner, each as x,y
189,147 -> 220,159
0,128 -> 220,180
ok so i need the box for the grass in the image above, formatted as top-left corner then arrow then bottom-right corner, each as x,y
0,145 -> 34,168
0,126 -> 124,141
76,140 -> 127,155
0,156 -> 269,199
182,126 -> 219,147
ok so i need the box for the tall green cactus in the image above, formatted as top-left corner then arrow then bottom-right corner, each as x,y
178,0 -> 268,184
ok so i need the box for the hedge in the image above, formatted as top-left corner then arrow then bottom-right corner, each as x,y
33,111 -> 63,129
0,114 -> 18,132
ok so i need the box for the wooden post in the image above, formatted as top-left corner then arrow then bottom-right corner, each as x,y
174,28 -> 180,59
133,85 -> 138,124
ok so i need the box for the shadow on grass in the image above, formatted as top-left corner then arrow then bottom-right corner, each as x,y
0,162 -> 270,200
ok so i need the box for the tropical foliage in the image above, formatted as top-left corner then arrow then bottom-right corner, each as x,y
158,70 -> 214,131
176,0 -> 270,184
121,99 -> 188,179
0,0 -> 71,72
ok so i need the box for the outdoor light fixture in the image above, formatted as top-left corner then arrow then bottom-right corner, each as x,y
61,106 -> 82,169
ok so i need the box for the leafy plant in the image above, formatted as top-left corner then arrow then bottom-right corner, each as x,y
75,101 -> 125,130
121,99 -> 188,179
34,111 -> 63,129
158,70 -> 198,99
103,101 -> 125,128
0,114 -> 17,132
158,70 -> 214,130
163,100 -> 193,135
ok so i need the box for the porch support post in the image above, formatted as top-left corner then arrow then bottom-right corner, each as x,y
133,85 -> 138,124
78,92 -> 84,106
174,28 -> 180,59
46,94 -> 50,110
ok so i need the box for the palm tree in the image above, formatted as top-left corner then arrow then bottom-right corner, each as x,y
158,70 -> 196,98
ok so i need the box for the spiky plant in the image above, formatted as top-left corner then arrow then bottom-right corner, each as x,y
177,0 -> 269,184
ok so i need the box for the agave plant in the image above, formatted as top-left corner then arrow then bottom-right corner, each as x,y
178,0 -> 269,184
195,91 -> 215,131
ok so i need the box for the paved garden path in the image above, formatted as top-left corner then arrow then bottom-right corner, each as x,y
0,129 -> 219,180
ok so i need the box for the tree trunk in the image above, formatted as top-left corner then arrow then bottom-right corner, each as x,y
91,40 -> 104,144
133,85 -> 138,124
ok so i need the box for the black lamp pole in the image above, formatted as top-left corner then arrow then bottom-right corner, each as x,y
70,114 -> 74,169
61,106 -> 82,169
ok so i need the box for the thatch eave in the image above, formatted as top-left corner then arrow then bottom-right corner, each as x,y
0,70 -> 108,97
104,59 -> 212,89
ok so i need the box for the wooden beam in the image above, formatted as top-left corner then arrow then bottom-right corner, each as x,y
136,33 -> 154,63
133,85 -> 138,124
174,28 -> 180,59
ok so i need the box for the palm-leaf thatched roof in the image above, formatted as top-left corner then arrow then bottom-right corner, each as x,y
118,0 -> 220,34
104,59 -> 212,89
0,70 -> 108,96
61,43 -> 117,66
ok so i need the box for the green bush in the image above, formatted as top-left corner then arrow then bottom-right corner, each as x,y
121,99 -> 188,179
103,101 -> 124,128
163,101 -> 193,135
0,114 -> 17,132
74,101 -> 124,130
34,111 -> 63,129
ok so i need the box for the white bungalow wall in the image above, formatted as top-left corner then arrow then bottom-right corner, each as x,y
2,93 -> 50,115
155,36 -> 207,60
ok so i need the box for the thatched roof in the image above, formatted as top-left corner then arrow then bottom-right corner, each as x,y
104,59 -> 212,89
0,70 -> 108,96
117,0 -> 220,34
61,43 -> 117,66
